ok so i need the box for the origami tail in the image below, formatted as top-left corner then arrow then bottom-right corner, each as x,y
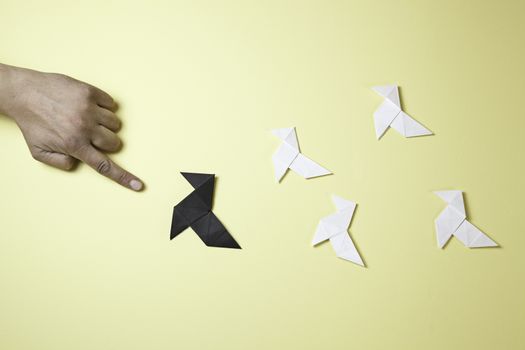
170,209 -> 190,240
191,212 -> 241,249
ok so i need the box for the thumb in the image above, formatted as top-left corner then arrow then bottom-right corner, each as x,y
32,149 -> 77,171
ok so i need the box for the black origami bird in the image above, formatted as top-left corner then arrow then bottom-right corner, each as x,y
170,172 -> 241,249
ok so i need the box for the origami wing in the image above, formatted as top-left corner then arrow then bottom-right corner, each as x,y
330,232 -> 364,266
373,98 -> 401,139
434,205 -> 466,248
454,220 -> 497,248
170,188 -> 210,240
272,140 -> 299,182
390,111 -> 433,138
312,213 -> 345,245
272,128 -> 300,182
289,154 -> 331,179
191,211 -> 241,248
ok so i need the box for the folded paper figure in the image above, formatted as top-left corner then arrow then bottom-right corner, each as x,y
170,172 -> 241,249
312,195 -> 365,266
271,127 -> 331,182
372,85 -> 432,139
434,190 -> 497,249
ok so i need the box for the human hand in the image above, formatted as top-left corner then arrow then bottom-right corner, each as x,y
0,64 -> 143,191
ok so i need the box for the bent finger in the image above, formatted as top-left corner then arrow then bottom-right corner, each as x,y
97,108 -> 121,132
91,86 -> 117,112
91,126 -> 122,152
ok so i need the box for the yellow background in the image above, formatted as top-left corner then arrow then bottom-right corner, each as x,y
1,1 -> 524,349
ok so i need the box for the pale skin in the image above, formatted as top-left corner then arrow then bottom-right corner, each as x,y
0,63 -> 143,191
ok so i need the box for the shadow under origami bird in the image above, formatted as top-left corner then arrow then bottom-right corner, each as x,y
170,172 -> 241,249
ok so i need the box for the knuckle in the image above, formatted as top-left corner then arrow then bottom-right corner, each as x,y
96,159 -> 112,175
77,100 -> 92,114
85,86 -> 100,102
117,171 -> 129,185
111,138 -> 122,150
72,114 -> 91,131
62,135 -> 83,152
79,83 -> 94,97
74,99 -> 95,118
73,85 -> 97,108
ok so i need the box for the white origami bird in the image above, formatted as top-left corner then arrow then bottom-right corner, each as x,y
312,195 -> 365,266
271,127 -> 331,182
372,85 -> 433,139
434,191 -> 498,249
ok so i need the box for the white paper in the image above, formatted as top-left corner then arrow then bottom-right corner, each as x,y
312,195 -> 365,266
271,127 -> 332,182
372,85 -> 433,139
434,190 -> 498,249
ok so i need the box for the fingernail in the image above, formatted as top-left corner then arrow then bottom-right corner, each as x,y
130,179 -> 143,191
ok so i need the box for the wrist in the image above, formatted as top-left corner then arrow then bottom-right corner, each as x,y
0,63 -> 18,117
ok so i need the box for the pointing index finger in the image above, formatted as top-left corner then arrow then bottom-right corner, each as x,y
75,145 -> 143,191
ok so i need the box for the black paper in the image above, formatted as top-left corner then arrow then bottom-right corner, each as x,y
170,173 -> 241,249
